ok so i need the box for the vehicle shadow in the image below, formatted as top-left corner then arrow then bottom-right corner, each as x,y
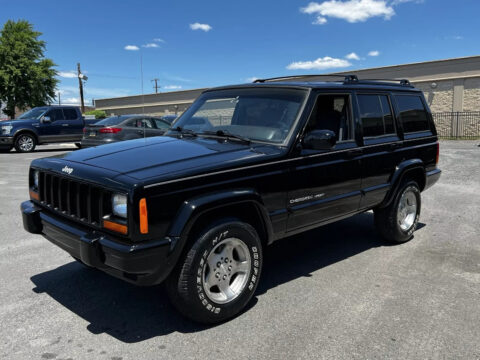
30,212 -> 419,342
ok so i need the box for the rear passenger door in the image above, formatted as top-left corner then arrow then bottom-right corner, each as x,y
356,93 -> 403,210
62,108 -> 84,141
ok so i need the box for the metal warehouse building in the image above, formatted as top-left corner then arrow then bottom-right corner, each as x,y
94,56 -> 480,138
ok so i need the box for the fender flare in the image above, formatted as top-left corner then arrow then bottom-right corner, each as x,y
379,159 -> 426,208
12,128 -> 39,143
167,188 -> 273,250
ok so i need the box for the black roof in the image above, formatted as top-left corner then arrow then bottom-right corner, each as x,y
206,74 -> 422,93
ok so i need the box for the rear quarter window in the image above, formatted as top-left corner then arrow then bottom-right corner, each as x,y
395,95 -> 430,133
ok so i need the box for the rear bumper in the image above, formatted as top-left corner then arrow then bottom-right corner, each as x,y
424,168 -> 441,190
80,138 -> 115,148
21,200 -> 174,286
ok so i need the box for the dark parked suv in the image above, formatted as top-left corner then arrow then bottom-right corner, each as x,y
21,75 -> 441,323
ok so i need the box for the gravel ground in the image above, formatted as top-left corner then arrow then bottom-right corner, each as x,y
0,141 -> 479,360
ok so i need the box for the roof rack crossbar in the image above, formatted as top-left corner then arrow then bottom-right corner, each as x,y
356,78 -> 412,86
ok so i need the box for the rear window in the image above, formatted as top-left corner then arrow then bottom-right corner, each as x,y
357,94 -> 395,137
395,95 -> 430,133
63,108 -> 78,120
94,116 -> 129,126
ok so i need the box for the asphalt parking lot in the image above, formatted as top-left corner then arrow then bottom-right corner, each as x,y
0,141 -> 479,360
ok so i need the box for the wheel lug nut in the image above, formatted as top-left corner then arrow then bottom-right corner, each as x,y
217,262 -> 221,267
228,266 -> 232,271
215,272 -> 220,278
223,275 -> 227,280
225,258 -> 229,263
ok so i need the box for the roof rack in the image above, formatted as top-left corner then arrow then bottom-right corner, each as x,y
253,74 -> 357,83
253,74 -> 412,87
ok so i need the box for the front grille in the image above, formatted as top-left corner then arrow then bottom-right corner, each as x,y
38,171 -> 112,226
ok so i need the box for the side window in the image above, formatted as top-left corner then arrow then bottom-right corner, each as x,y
357,94 -> 395,137
395,95 -> 430,133
45,108 -> 64,121
136,118 -> 153,128
63,108 -> 78,120
154,118 -> 170,129
124,119 -> 136,127
305,94 -> 352,141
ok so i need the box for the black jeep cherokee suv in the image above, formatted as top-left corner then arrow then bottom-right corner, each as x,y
21,75 -> 441,323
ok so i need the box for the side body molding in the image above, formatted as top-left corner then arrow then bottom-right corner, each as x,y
167,188 -> 274,244
380,159 -> 426,208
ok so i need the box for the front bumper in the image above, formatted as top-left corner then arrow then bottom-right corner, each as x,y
0,136 -> 14,147
21,200 -> 174,286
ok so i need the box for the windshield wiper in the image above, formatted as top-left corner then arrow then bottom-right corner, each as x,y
201,130 -> 251,144
169,126 -> 197,137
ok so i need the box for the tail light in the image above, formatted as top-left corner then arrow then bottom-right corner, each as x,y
435,142 -> 440,165
99,127 -> 122,134
82,128 -> 87,133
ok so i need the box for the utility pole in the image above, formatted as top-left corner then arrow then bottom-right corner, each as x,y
58,91 -> 61,105
77,63 -> 85,113
151,78 -> 160,93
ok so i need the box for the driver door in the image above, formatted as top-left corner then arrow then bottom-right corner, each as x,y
286,92 -> 362,232
37,108 -> 66,142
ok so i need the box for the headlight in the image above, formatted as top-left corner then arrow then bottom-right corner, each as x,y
1,125 -> 13,135
112,194 -> 127,218
33,170 -> 39,189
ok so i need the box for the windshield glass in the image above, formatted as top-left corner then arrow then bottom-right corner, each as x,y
18,107 -> 48,119
171,88 -> 307,144
94,116 -> 131,126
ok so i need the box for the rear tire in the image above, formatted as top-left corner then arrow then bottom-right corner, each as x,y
166,220 -> 263,324
14,133 -> 36,153
374,180 -> 421,244
75,143 -> 82,149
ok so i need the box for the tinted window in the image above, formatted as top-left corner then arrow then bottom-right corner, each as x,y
395,95 -> 430,133
306,94 -> 352,141
45,108 -> 64,121
63,108 -> 78,120
358,94 -> 395,137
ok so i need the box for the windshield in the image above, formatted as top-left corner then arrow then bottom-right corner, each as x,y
171,88 -> 308,144
18,107 -> 48,119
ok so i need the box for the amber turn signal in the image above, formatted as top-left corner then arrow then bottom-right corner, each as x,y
103,219 -> 128,235
139,198 -> 148,234
29,190 -> 40,201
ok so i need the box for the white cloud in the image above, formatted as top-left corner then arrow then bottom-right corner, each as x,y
124,45 -> 139,51
313,16 -> 328,24
142,43 -> 159,48
390,0 -> 424,5
345,52 -> 360,60
301,0 -> 395,23
163,85 -> 182,90
58,71 -> 77,78
368,50 -> 380,56
445,35 -> 463,40
287,56 -> 352,70
245,77 -> 259,82
153,38 -> 166,43
190,22 -> 212,32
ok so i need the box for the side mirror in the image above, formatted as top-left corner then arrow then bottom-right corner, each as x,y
303,129 -> 336,150
41,116 -> 51,123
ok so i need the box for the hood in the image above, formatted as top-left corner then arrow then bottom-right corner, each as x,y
53,136 -> 285,183
2,118 -> 39,126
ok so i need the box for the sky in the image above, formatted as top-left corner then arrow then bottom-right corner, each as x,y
1,0 -> 479,105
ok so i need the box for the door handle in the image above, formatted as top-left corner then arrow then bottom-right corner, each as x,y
62,124 -> 69,127
388,142 -> 402,151
344,149 -> 363,158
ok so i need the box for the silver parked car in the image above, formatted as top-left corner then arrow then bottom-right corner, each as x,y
81,115 -> 171,148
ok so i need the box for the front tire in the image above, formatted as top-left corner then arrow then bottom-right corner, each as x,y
14,133 -> 36,153
374,180 -> 421,243
166,220 -> 263,324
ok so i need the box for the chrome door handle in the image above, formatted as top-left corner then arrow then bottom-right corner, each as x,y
62,124 -> 69,127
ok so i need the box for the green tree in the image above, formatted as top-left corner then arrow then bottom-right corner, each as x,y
0,20 -> 58,118
84,109 -> 107,119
